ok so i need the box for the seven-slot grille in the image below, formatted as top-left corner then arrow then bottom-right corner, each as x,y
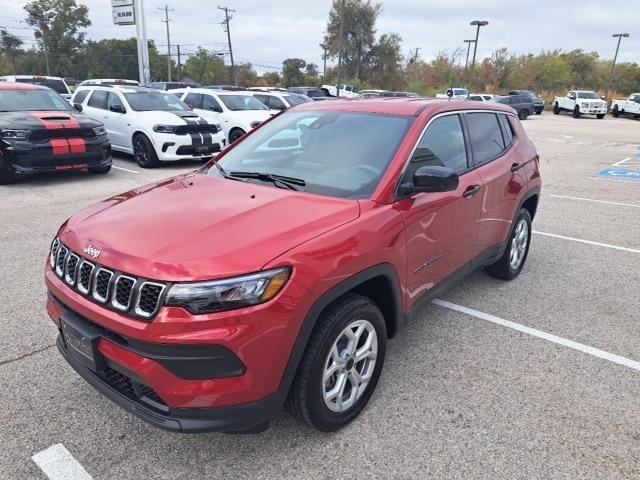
49,238 -> 166,320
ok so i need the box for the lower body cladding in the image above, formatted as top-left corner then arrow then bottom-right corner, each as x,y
50,295 -> 281,433
1,138 -> 112,176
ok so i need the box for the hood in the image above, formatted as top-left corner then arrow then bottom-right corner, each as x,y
133,110 -> 204,125
0,110 -> 101,130
61,173 -> 360,281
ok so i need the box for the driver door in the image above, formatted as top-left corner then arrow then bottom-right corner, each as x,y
396,113 -> 483,309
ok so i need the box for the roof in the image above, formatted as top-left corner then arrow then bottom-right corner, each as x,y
76,85 -> 158,94
0,81 -> 46,91
292,97 -> 515,116
171,87 -> 255,96
0,75 -> 65,81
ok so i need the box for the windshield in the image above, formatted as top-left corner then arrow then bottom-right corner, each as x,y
453,89 -> 469,96
578,92 -> 600,99
123,92 -> 191,111
219,95 -> 268,111
284,94 -> 310,106
208,110 -> 413,199
16,78 -> 69,94
0,89 -> 72,112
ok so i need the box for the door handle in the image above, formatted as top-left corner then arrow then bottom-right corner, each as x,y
462,185 -> 481,198
510,163 -> 524,172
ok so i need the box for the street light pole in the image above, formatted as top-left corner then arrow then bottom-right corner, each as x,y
608,33 -> 629,99
464,39 -> 475,70
469,20 -> 488,90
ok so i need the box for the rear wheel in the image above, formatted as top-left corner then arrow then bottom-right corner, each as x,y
553,103 -> 560,115
572,106 -> 581,118
535,109 -> 543,115
612,106 -> 620,118
0,160 -> 17,185
485,208 -> 532,280
87,164 -> 112,174
286,293 -> 386,431
596,114 -> 605,119
133,134 -> 159,168
228,128 -> 245,144
518,109 -> 529,120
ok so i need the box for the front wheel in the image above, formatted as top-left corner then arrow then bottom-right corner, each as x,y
286,293 -> 386,431
228,128 -> 246,144
553,103 -> 560,115
518,109 -> 529,120
572,106 -> 581,118
87,164 -> 112,174
133,134 -> 159,168
0,160 -> 17,185
596,114 -> 605,119
485,208 -> 532,280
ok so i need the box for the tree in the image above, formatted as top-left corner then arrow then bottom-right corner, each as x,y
262,71 -> 281,86
0,30 -> 23,73
324,0 -> 380,81
183,47 -> 227,84
24,0 -> 91,75
369,33 -> 403,89
282,58 -> 306,87
305,63 -> 319,77
235,63 -> 258,87
537,54 -> 572,91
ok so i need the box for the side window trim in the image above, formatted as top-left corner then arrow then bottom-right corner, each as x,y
497,114 -> 516,150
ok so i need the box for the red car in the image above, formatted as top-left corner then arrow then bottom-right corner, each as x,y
46,98 -> 541,433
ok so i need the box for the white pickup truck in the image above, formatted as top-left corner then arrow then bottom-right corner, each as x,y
553,90 -> 607,119
322,84 -> 360,98
436,87 -> 469,99
611,93 -> 640,118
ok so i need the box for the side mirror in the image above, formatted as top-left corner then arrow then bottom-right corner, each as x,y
110,104 -> 125,113
411,165 -> 459,193
73,103 -> 83,112
446,89 -> 453,98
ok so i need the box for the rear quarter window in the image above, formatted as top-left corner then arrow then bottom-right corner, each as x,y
88,90 -> 108,109
73,90 -> 90,104
465,112 -> 506,164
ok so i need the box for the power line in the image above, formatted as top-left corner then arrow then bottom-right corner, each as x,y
158,5 -> 174,81
218,6 -> 236,85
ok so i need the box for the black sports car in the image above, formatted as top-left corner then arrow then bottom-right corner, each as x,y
0,82 -> 112,184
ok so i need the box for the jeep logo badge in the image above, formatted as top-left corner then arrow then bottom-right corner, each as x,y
84,245 -> 101,259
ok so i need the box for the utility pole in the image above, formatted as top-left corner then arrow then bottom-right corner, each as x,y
176,44 -> 181,81
608,33 -> 629,100
413,47 -> 421,63
159,5 -> 174,81
320,40 -> 327,79
336,0 -> 345,97
218,6 -> 236,85
463,39 -> 475,70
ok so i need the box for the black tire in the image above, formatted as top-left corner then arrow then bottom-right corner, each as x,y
228,128 -> 245,144
535,109 -> 542,115
572,106 -> 581,118
286,293 -> 387,432
553,103 -> 560,115
518,109 -> 529,120
87,164 -> 112,174
133,133 -> 159,168
596,114 -> 605,119
612,106 -> 620,118
0,160 -> 17,185
485,208 -> 532,281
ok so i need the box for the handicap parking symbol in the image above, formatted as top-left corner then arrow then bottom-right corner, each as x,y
599,168 -> 640,181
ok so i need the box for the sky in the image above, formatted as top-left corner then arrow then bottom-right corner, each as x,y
0,0 -> 638,75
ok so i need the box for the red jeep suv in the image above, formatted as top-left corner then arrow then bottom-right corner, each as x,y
46,98 -> 540,433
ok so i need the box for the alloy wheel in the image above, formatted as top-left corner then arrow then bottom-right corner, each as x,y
322,319 -> 378,413
134,139 -> 148,165
509,218 -> 529,270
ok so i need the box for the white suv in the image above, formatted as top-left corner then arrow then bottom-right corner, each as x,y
251,91 -> 313,111
71,86 -> 225,167
0,75 -> 72,100
171,88 -> 275,144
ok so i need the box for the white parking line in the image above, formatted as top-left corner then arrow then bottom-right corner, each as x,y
433,299 -> 640,372
533,231 -> 640,254
545,194 -> 640,208
112,165 -> 140,174
31,444 -> 93,480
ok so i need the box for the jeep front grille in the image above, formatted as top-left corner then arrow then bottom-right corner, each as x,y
50,239 -> 167,320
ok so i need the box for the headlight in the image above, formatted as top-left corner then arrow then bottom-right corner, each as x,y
153,124 -> 177,133
581,102 -> 589,108
92,125 -> 107,136
0,129 -> 30,140
249,121 -> 262,128
165,267 -> 291,314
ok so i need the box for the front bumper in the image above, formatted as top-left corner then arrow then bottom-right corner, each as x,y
2,136 -> 111,175
579,106 -> 607,115
152,132 -> 226,162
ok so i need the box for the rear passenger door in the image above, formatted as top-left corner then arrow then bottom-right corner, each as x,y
466,112 -> 528,258
398,113 -> 484,308
103,92 -> 128,149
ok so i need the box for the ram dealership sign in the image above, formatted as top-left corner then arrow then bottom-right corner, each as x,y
112,0 -> 135,25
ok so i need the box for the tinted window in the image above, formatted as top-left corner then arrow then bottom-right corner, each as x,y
184,93 -> 203,109
407,114 -> 468,175
107,92 -> 124,111
88,90 -> 108,109
469,95 -> 483,101
466,113 -> 506,164
73,90 -> 90,104
253,94 -> 269,106
16,78 -> 69,94
0,89 -> 72,112
268,96 -> 286,110
203,94 -> 221,111
577,92 -> 599,99
210,111 -> 413,199
123,92 -> 190,111
218,95 -> 268,111
283,94 -> 309,106
498,114 -> 514,146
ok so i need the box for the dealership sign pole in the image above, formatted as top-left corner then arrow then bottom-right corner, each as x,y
112,0 -> 150,85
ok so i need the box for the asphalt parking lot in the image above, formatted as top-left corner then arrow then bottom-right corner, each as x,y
1,113 -> 639,479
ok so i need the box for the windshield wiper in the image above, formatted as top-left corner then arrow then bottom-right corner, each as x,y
228,171 -> 306,191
